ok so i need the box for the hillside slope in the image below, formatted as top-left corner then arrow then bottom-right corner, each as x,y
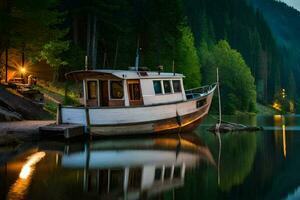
248,0 -> 300,99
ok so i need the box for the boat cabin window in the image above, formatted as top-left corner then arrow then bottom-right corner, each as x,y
163,80 -> 172,94
110,81 -> 124,99
153,80 -> 163,94
128,168 -> 142,189
173,166 -> 181,178
172,80 -> 182,93
154,168 -> 162,181
164,167 -> 172,179
87,81 -> 97,99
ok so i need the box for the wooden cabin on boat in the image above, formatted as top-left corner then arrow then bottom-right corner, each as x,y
60,69 -> 216,135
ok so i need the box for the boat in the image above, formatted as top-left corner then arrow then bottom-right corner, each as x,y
58,68 -> 216,136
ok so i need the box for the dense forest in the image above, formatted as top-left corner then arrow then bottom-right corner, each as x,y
0,0 -> 296,113
248,0 -> 300,109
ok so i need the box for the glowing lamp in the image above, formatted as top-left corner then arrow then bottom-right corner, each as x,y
20,67 -> 26,74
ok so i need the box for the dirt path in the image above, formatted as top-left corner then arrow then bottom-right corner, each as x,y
0,120 -> 55,134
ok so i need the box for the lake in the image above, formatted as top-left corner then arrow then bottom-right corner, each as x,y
1,114 -> 300,200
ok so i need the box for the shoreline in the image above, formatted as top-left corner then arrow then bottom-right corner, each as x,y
0,120 -> 55,146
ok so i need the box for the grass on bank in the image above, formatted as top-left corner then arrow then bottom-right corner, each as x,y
35,80 -> 81,116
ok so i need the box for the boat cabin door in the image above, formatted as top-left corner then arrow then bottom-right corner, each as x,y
86,80 -> 99,107
127,80 -> 143,106
85,80 -> 109,107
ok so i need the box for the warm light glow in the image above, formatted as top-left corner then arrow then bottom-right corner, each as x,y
7,152 -> 46,200
282,124 -> 287,159
273,102 -> 281,111
19,152 -> 46,179
19,165 -> 31,179
274,115 -> 282,120
20,67 -> 26,74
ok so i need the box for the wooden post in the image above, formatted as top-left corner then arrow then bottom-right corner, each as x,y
21,45 -> 25,80
216,68 -> 222,130
85,107 -> 90,127
172,60 -> 175,76
57,104 -> 62,125
5,47 -> 8,83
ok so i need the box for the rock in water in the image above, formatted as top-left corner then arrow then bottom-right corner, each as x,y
208,122 -> 263,133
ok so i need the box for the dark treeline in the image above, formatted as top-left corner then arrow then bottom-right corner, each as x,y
248,0 -> 299,109
0,0 -> 292,113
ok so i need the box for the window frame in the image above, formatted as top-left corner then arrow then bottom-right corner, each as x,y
163,80 -> 172,94
153,80 -> 163,95
109,80 -> 124,100
86,80 -> 98,100
172,80 -> 182,93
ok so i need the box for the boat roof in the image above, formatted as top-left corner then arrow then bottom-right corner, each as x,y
65,69 -> 185,81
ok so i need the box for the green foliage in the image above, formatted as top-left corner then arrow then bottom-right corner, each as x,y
9,0 -> 67,57
39,41 -> 69,70
176,25 -> 201,88
201,40 -> 257,114
184,0 -> 284,104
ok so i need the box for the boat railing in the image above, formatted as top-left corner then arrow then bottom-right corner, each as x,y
185,83 -> 217,100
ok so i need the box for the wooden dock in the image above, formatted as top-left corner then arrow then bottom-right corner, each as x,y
39,123 -> 85,139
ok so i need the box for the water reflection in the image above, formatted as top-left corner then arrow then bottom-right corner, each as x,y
0,134 -> 215,200
6,152 -> 45,200
274,115 -> 287,159
3,115 -> 300,200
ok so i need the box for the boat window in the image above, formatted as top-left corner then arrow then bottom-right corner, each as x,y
164,167 -> 172,179
173,166 -> 181,178
110,169 -> 124,192
154,168 -> 162,181
153,80 -> 162,94
172,80 -> 182,93
128,83 -> 141,100
87,81 -> 97,99
128,168 -> 142,190
163,80 -> 172,94
110,81 -> 124,99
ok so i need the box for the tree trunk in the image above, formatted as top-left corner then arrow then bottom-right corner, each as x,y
103,52 -> 107,68
91,15 -> 98,69
113,38 -> 119,69
86,14 -> 91,68
73,16 -> 79,45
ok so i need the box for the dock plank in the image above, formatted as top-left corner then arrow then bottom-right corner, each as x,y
39,124 -> 84,139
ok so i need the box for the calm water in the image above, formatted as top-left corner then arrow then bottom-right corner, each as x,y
1,115 -> 300,200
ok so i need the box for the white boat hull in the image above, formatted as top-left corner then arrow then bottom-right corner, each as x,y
59,86 -> 215,136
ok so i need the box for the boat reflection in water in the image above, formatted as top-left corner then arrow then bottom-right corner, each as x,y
1,134 -> 215,200
59,135 -> 215,199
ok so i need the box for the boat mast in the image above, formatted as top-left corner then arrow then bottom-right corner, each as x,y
135,38 -> 140,71
85,55 -> 88,71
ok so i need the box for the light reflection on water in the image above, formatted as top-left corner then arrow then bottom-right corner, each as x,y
1,115 -> 300,200
6,152 -> 46,200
